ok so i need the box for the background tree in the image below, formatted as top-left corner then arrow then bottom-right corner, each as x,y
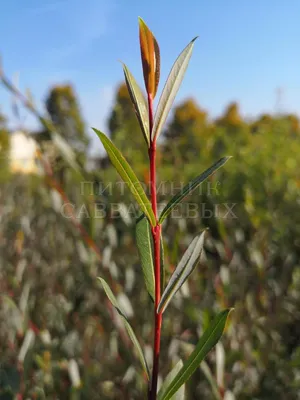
251,113 -> 273,134
216,102 -> 243,130
45,84 -> 89,161
163,98 -> 207,165
33,85 -> 89,182
286,114 -> 300,136
254,113 -> 300,137
211,102 -> 249,159
0,110 -> 10,181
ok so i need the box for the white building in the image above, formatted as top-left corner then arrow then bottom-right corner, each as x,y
10,131 -> 39,174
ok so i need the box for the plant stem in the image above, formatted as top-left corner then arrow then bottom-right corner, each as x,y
150,224 -> 162,400
148,93 -> 163,400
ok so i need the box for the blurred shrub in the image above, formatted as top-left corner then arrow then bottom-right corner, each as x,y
1,79 -> 300,398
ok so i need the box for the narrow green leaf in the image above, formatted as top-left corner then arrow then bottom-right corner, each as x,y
136,214 -> 155,301
158,360 -> 185,400
159,157 -> 231,224
122,63 -> 150,146
97,277 -> 150,380
123,321 -> 150,380
160,309 -> 233,400
152,37 -> 198,141
93,129 -> 156,227
98,277 -> 121,313
158,231 -> 206,314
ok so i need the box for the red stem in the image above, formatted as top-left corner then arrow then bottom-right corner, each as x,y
148,93 -> 163,400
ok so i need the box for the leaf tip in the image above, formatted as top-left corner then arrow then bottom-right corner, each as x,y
138,16 -> 146,25
97,277 -> 107,292
222,308 -> 234,331
97,276 -> 104,285
138,16 -> 149,32
92,127 -> 104,140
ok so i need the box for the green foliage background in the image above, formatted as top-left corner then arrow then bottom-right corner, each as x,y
0,80 -> 300,399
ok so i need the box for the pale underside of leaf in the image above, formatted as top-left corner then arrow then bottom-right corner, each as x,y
122,63 -> 150,146
158,231 -> 206,314
136,214 -> 155,301
152,37 -> 198,141
97,277 -> 150,380
159,156 -> 231,224
92,128 -> 156,227
160,309 -> 232,400
200,361 -> 223,400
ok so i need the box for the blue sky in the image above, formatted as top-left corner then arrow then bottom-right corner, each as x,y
1,0 -> 300,152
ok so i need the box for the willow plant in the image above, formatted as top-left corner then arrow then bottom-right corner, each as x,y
93,18 -> 232,400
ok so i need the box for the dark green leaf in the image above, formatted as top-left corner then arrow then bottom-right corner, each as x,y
93,129 -> 156,227
159,157 -> 231,224
136,214 -> 155,301
160,309 -> 233,400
